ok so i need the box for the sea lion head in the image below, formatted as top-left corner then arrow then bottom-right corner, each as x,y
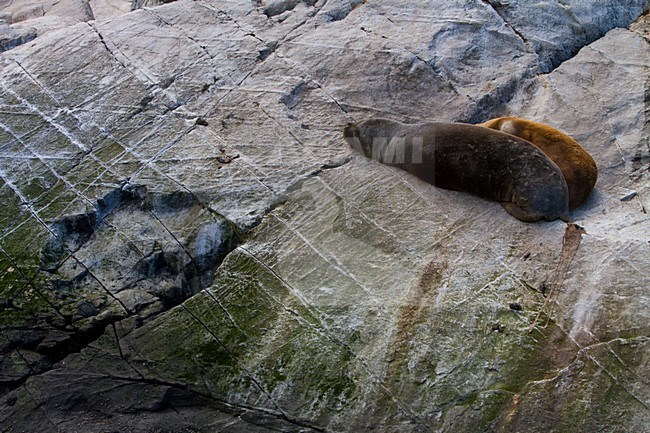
343,122 -> 372,157
344,118 -> 402,160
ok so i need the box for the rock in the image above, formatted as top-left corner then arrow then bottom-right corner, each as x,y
9,14 -> 80,39
48,0 -> 95,22
0,21 -> 36,52
0,0 -> 150,51
87,0 -> 131,20
0,349 -> 50,390
0,1 -> 648,432
316,0 -> 364,23
0,183 -> 238,401
0,358 -> 324,432
115,289 -> 160,314
630,10 -> 650,39
483,0 -> 648,72
131,0 -> 178,10
2,0 -> 106,24
262,0 -> 303,17
34,329 -> 72,355
10,3 -> 46,23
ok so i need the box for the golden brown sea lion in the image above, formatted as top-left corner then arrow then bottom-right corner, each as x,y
480,117 -> 597,209
344,119 -> 570,222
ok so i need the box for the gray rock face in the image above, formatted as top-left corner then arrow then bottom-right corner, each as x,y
0,0 -> 170,50
0,20 -> 36,52
484,0 -> 649,72
0,1 -> 649,432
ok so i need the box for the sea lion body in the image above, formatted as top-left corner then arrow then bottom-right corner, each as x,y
480,117 -> 597,209
344,119 -> 570,222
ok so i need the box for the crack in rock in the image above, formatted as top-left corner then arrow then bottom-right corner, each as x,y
246,156 -> 354,230
481,0 -> 528,44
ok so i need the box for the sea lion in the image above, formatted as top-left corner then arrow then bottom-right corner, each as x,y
344,118 -> 570,222
480,117 -> 597,209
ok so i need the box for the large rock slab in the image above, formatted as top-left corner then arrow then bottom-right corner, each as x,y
0,0 -> 157,50
0,1 -> 648,432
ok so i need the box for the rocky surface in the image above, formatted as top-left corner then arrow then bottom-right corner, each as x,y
0,1 -> 649,432
0,0 -> 171,51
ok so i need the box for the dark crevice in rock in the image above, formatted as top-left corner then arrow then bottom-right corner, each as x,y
280,80 -> 312,109
89,22 -> 131,76
1,185 -> 240,398
464,1 -> 649,122
126,93 -> 156,120
0,312 -> 118,395
481,0 -> 528,44
485,0 -> 649,74
258,40 -> 279,60
40,184 -> 147,273
131,0 -> 178,11
0,23 -> 37,53
0,174 -> 133,331
461,69 -> 536,123
318,0 -> 366,23
261,0 -> 314,18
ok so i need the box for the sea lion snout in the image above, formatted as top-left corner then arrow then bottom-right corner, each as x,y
343,122 -> 358,138
343,122 -> 369,157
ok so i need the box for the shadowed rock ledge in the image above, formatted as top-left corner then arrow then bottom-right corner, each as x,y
0,1 -> 649,432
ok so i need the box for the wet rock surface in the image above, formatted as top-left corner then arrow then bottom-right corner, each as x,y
0,1 -> 649,432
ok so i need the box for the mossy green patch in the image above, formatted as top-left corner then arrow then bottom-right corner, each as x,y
0,111 -> 47,138
0,216 -> 50,278
369,270 -> 580,429
0,270 -> 66,328
120,247 -> 360,417
35,187 -> 90,221
0,181 -> 24,214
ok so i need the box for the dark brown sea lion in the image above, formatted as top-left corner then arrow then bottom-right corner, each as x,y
480,117 -> 597,209
343,118 -> 570,222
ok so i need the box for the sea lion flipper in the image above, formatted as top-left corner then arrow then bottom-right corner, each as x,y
501,202 -> 569,223
501,202 -> 543,223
